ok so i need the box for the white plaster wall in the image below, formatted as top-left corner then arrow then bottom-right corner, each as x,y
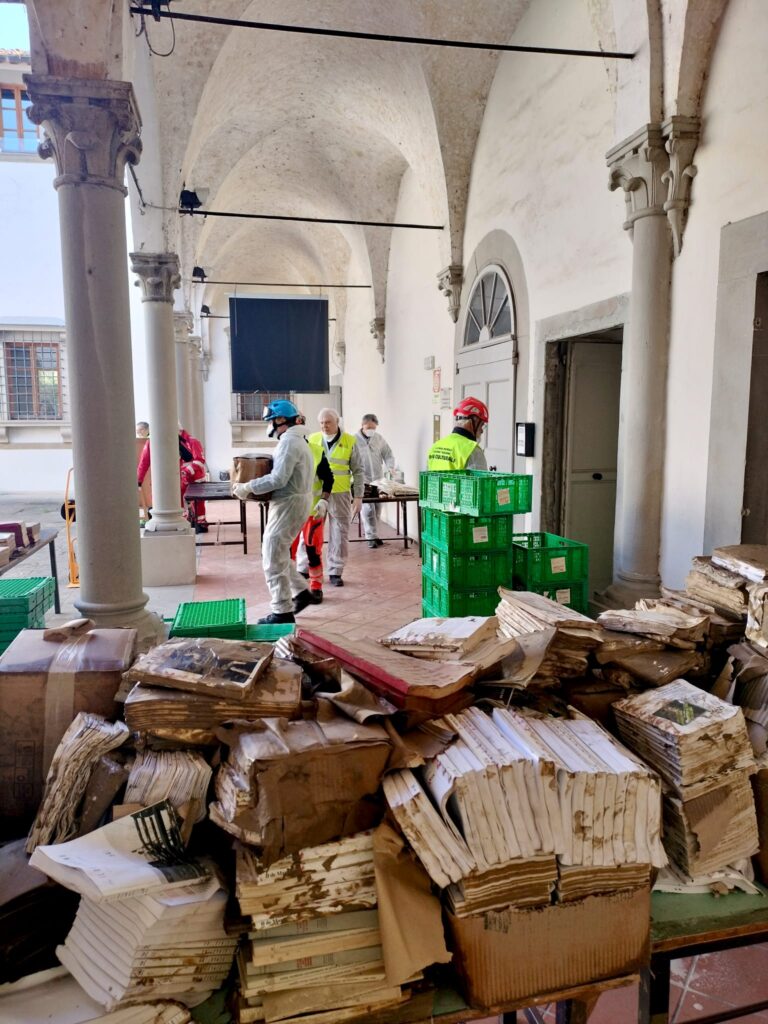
340,166 -> 453,535
661,0 -> 768,586
461,0 -> 630,525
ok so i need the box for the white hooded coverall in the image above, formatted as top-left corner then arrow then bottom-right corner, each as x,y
246,425 -> 314,614
355,429 -> 395,540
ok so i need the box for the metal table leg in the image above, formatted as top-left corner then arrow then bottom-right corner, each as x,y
402,498 -> 409,549
638,959 -> 671,1024
556,999 -> 592,1023
239,499 -> 248,554
49,538 -> 61,613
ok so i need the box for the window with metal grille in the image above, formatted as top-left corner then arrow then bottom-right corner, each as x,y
1,337 -> 63,420
235,392 -> 295,421
0,84 -> 40,155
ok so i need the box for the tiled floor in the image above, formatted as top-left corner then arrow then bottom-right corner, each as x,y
4,496 -> 768,1021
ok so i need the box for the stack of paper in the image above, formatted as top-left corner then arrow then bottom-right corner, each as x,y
0,967 -> 193,1024
685,557 -> 749,619
124,638 -> 274,699
613,680 -> 756,793
210,713 -> 390,862
495,589 -> 602,681
379,616 -> 499,659
726,642 -> 768,756
56,876 -> 237,1010
597,606 -> 709,648
234,833 -> 406,1024
594,624 -> 703,687
28,803 -> 235,1010
712,544 -> 768,581
746,583 -> 768,651
518,715 -> 667,871
614,680 -> 759,876
124,750 -> 212,823
123,658 -> 302,744
27,714 -> 129,853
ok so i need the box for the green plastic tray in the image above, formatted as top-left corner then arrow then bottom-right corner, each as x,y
419,471 -> 532,516
421,508 -> 515,553
0,577 -> 55,617
516,578 -> 589,615
170,599 -> 247,639
422,541 -> 512,589
421,571 -> 500,618
512,532 -> 589,585
244,624 -> 295,641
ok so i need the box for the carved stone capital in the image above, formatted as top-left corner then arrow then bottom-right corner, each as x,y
437,265 -> 463,323
130,253 -> 181,303
607,124 -> 668,231
23,75 -> 141,194
173,311 -> 195,342
661,115 -> 700,256
369,317 -> 385,361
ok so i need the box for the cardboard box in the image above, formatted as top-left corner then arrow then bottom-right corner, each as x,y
0,628 -> 136,833
446,886 -> 650,1008
232,455 -> 273,501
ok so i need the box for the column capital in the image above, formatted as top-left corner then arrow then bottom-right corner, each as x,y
437,265 -> 463,323
607,124 -> 668,230
661,115 -> 700,256
369,317 -> 385,362
23,75 -> 141,194
130,253 -> 181,303
173,310 -> 195,341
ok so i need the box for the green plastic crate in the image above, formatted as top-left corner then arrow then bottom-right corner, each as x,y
0,577 -> 55,619
422,541 -> 512,588
421,571 -> 500,617
421,508 -> 515,553
419,471 -> 532,515
170,598 -> 247,639
244,623 -> 295,641
516,578 -> 589,615
511,532 -> 589,585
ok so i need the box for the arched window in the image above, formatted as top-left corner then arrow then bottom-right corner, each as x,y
463,266 -> 515,347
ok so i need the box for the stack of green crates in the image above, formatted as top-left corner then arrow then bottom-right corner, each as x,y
0,577 -> 56,655
244,623 -> 296,641
511,532 -> 590,613
420,470 -> 533,617
170,598 -> 247,640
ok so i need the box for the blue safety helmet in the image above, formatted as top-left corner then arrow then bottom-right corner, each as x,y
263,399 -> 300,421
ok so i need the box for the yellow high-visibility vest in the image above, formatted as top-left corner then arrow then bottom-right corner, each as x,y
427,432 -> 478,471
308,431 -> 356,494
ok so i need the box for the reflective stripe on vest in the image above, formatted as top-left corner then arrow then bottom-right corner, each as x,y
308,431 -> 356,494
426,432 -> 478,471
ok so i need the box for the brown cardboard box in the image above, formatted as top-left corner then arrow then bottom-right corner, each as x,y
446,886 -> 650,1008
0,628 -> 136,833
232,455 -> 273,501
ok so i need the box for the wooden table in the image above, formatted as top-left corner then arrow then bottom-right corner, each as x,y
365,975 -> 639,1024
641,887 -> 768,1023
0,527 -> 61,613
183,482 -> 248,554
352,493 -> 420,550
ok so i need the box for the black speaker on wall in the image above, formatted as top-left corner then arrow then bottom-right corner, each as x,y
229,296 -> 329,393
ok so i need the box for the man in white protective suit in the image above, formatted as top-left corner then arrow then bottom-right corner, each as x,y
354,413 -> 395,548
307,408 -> 365,587
232,399 -> 315,624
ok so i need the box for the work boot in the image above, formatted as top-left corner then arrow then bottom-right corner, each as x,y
367,540 -> 377,549
309,590 -> 323,604
329,575 -> 344,587
374,539 -> 384,547
257,612 -> 295,624
292,589 -> 314,615
195,523 -> 209,534
299,570 -> 310,580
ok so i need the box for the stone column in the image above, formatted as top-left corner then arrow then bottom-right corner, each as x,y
130,254 -> 189,534
188,335 -> 205,445
173,312 -> 194,435
604,120 -> 698,604
24,75 -> 156,633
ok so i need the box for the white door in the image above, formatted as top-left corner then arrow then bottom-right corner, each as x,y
562,341 -> 622,596
455,266 -> 517,472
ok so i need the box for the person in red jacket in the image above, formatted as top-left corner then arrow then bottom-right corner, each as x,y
137,427 -> 208,531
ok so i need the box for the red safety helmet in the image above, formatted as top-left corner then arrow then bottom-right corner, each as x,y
453,396 -> 489,424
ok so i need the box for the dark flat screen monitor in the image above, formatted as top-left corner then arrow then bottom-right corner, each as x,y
229,296 -> 329,393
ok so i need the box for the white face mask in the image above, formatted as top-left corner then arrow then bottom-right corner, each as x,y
361,428 -> 376,438
322,431 -> 336,442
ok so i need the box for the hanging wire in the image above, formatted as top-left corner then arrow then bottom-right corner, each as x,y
132,3 -> 177,57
